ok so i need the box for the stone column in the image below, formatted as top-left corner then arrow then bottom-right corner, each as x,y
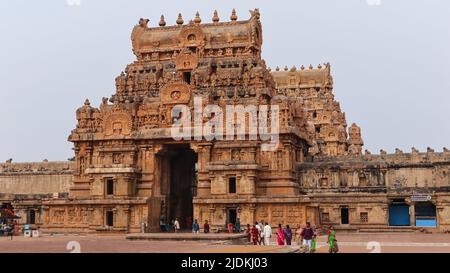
410,204 -> 416,226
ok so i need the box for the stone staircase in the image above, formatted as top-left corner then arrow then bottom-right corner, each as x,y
357,225 -> 417,233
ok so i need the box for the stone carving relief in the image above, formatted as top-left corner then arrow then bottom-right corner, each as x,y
103,108 -> 133,136
160,81 -> 191,105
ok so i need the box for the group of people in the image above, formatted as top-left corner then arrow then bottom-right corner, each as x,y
160,217 -> 211,233
192,219 -> 210,234
163,216 -> 339,253
247,221 -> 274,246
0,221 -> 15,240
245,221 -> 338,253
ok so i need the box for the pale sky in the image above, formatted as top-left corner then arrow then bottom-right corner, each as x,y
0,0 -> 449,162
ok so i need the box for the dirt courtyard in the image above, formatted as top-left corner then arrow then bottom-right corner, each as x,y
2,232 -> 450,253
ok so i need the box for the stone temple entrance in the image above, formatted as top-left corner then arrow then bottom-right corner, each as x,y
159,144 -> 197,230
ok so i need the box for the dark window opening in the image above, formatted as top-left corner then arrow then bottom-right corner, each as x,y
183,72 -> 191,84
106,211 -> 114,227
211,65 -> 217,74
315,126 -> 321,133
341,207 -> 349,224
312,111 -> 317,118
28,209 -> 36,224
228,177 -> 236,194
106,178 -> 114,195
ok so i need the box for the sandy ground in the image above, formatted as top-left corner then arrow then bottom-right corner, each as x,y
1,233 -> 450,253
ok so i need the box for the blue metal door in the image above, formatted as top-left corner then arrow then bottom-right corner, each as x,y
389,205 -> 410,226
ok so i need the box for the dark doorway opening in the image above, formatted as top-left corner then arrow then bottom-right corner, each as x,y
389,199 -> 410,226
341,207 -> 349,224
166,144 -> 197,230
28,209 -> 36,224
183,72 -> 191,84
227,209 -> 237,226
106,211 -> 114,227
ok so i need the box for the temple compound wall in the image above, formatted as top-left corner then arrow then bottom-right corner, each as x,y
299,149 -> 450,231
0,161 -> 73,227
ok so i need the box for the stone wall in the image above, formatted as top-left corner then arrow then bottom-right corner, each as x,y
297,149 -> 450,231
0,161 -> 74,195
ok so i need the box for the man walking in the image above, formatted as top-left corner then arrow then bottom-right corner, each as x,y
300,222 -> 314,252
192,219 -> 200,234
263,222 -> 272,246
204,220 -> 210,233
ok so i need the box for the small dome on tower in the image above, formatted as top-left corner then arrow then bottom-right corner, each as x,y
194,11 -> 201,24
230,8 -> 238,21
159,15 -> 166,27
176,13 -> 184,25
212,10 -> 219,23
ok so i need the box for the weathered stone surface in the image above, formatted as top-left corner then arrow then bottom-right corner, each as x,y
1,9 -> 449,233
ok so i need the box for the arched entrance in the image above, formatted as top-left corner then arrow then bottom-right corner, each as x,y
158,144 -> 197,231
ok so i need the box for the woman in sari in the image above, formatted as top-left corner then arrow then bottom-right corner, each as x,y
283,225 -> 293,245
327,225 -> 337,253
245,224 -> 252,243
276,224 -> 285,245
251,224 -> 260,245
311,231 -> 317,253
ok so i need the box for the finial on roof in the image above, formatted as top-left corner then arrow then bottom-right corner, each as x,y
275,66 -> 280,71
284,66 -> 288,71
159,15 -> 166,27
309,64 -> 313,70
300,65 -> 305,70
176,13 -> 184,25
212,10 -> 219,23
84,99 -> 90,106
267,67 -> 271,72
194,11 -> 201,24
318,64 -> 322,69
290,65 -> 297,72
138,18 -> 149,28
230,8 -> 238,21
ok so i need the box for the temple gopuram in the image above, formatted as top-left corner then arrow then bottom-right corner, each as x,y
1,9 -> 450,233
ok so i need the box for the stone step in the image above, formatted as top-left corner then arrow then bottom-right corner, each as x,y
358,227 -> 416,233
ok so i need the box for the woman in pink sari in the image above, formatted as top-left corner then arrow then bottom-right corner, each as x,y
276,224 -> 285,245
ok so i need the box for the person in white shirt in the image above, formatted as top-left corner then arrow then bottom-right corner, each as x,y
258,220 -> 265,245
174,218 -> 180,233
263,222 -> 272,246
